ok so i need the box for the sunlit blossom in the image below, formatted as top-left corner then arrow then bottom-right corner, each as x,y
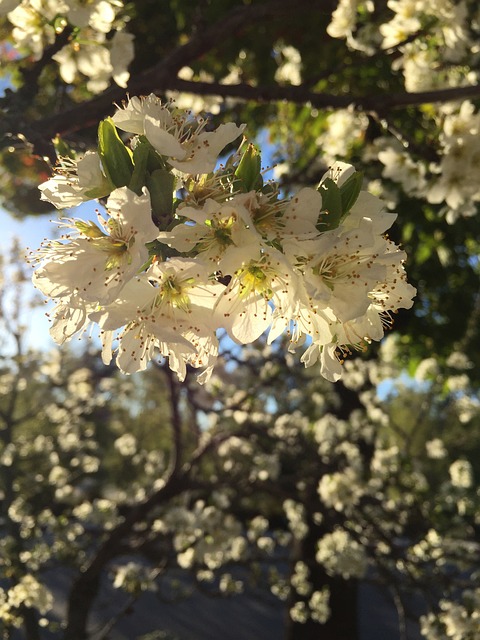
112,94 -> 246,175
39,151 -> 111,209
32,102 -> 415,384
32,187 -> 157,304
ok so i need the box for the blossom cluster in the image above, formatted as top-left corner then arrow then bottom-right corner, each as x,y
316,529 -> 367,579
31,94 -> 416,384
0,574 -> 53,628
327,0 -> 471,92
1,0 -> 133,93
421,588 -> 480,640
320,0 -> 480,223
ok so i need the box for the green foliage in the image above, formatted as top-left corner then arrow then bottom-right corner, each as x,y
339,170 -> 363,214
0,147 -> 53,217
317,170 -> 363,230
234,143 -> 263,192
129,139 -> 152,194
318,177 -> 342,224
98,118 -> 134,189
146,169 -> 175,228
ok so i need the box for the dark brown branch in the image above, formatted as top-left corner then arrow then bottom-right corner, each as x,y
62,411 -> 245,639
134,0 -> 302,87
4,0 -> 480,155
5,0 -> 477,159
21,75 -> 480,151
11,0 -> 308,149
168,78 -> 480,112
63,471 -> 190,640
17,26 -> 73,97
165,365 -> 183,473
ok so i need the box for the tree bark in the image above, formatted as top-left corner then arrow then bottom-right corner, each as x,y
286,584 -> 358,640
63,573 -> 101,640
285,380 -> 367,640
285,526 -> 359,640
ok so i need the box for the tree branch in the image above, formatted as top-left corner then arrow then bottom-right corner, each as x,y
3,0 -> 480,156
168,78 -> 480,112
7,0 -> 309,153
19,75 -> 480,154
165,365 -> 183,474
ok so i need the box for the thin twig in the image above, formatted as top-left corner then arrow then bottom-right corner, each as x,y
165,365 -> 183,474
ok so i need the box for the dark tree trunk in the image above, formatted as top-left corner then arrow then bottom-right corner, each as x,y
284,527 -> 359,640
284,379 -> 367,640
22,607 -> 42,640
285,583 -> 358,640
64,572 -> 101,640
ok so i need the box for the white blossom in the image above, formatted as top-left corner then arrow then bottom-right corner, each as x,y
32,187 -> 157,305
316,529 -> 368,579
32,105 -> 415,384
6,0 -> 130,92
425,439 -> 448,460
274,44 -> 302,86
283,500 -> 309,540
113,562 -> 158,593
449,459 -> 473,489
318,468 -> 363,511
39,151 -> 111,209
421,589 -> 480,640
309,588 -> 331,624
112,94 -> 246,175
95,258 -> 222,381
114,433 -> 137,456
7,0 -> 61,60
7,575 -> 53,615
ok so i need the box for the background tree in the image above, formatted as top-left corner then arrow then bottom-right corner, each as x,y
1,263 -> 479,639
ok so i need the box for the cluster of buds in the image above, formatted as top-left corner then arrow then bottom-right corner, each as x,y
31,94 -> 416,383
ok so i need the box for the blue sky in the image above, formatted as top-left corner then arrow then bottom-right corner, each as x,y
1,209 -> 58,349
1,210 -> 55,251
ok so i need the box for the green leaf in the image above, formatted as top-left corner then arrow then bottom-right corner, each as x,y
436,245 -> 451,267
147,147 -> 167,173
146,169 -> 175,231
139,239 -> 167,271
98,117 -> 134,188
407,356 -> 422,378
318,171 -> 363,230
128,141 -> 151,195
234,143 -> 263,192
416,242 -> 433,265
83,183 -> 114,199
53,135 -> 76,160
339,170 -> 363,214
318,177 -> 342,230
402,222 -> 415,243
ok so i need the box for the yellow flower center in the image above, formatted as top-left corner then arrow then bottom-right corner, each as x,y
236,263 -> 273,298
155,275 -> 195,312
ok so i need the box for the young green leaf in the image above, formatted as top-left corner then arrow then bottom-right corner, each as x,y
319,177 -> 343,230
146,169 -> 175,230
339,170 -> 363,214
128,141 -> 151,195
234,143 -> 263,192
98,117 -> 134,188
53,135 -> 76,160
